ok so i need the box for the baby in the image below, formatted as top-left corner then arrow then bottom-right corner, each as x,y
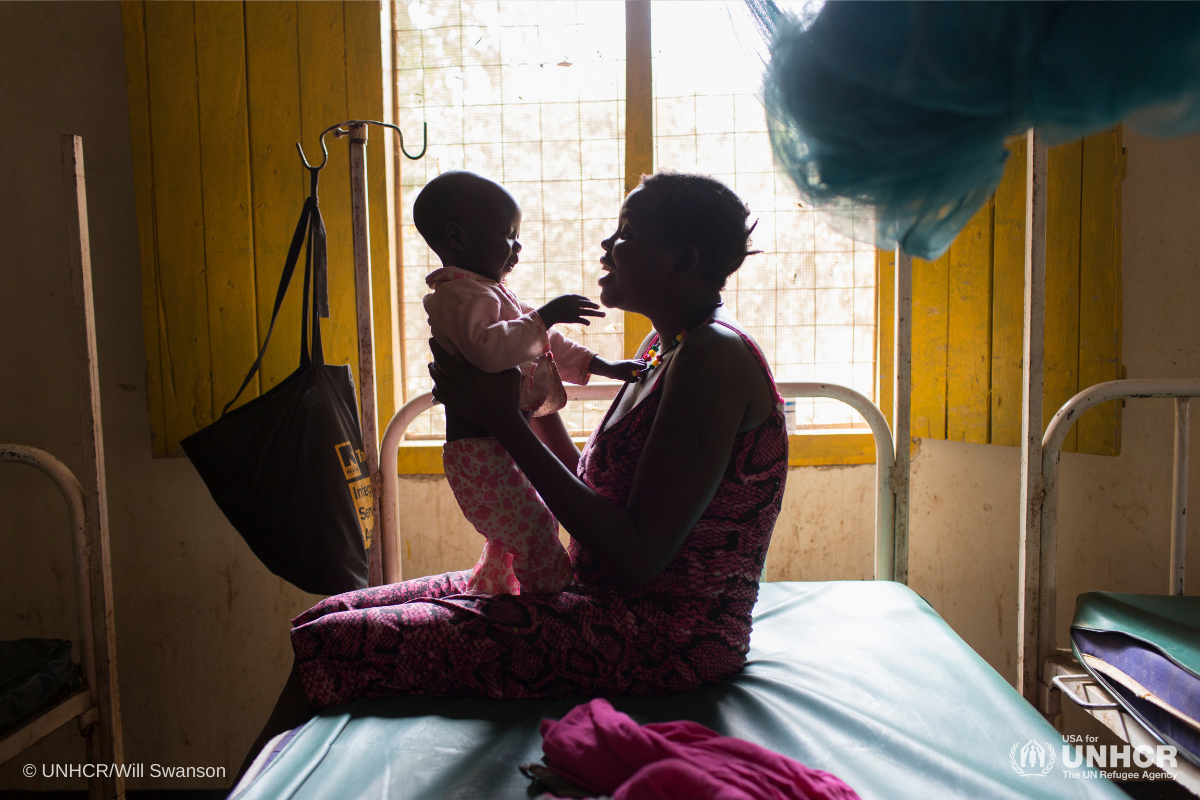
415,171 -> 643,595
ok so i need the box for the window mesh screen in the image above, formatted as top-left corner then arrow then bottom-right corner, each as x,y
394,1 -> 627,438
393,2 -> 876,438
651,3 -> 876,429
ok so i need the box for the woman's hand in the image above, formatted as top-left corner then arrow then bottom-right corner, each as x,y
428,339 -> 524,433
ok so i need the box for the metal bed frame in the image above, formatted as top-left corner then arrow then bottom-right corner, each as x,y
0,447 -> 122,799
0,136 -> 124,800
378,381 -> 901,585
1029,380 -> 1200,793
1011,131 -> 1198,793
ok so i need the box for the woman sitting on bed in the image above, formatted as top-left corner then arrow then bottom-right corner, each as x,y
241,172 -> 788,770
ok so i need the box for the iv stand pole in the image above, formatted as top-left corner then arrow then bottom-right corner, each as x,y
347,123 -> 384,587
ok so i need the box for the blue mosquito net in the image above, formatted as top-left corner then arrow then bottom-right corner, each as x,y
744,1 -> 1200,259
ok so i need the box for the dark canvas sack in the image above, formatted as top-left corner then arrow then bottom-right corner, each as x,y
181,186 -> 370,595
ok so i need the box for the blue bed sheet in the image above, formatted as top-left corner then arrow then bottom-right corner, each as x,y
234,581 -> 1125,800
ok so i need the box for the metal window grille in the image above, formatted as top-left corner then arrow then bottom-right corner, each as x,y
651,3 -> 876,430
393,1 -> 876,437
394,1 -> 627,438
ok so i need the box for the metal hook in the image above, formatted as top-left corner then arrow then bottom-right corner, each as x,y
333,120 -> 427,160
295,121 -> 352,174
295,119 -> 428,176
399,122 -> 428,160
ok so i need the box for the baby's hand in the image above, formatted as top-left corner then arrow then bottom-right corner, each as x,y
537,294 -> 605,327
590,357 -> 648,383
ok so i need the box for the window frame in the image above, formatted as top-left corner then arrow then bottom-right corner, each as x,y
391,3 -> 1124,475
392,0 -> 880,474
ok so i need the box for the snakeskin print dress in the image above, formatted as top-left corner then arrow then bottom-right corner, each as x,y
291,320 -> 788,708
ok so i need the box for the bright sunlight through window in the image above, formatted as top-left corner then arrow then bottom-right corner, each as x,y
394,1 -> 875,437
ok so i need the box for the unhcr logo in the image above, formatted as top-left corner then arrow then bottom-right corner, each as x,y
1007,738 -> 1178,780
1009,739 -> 1057,778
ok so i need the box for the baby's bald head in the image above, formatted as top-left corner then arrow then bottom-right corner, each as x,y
413,171 -> 518,257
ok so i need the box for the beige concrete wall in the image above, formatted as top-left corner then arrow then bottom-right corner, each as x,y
3,1 -> 1199,789
0,3 -> 319,790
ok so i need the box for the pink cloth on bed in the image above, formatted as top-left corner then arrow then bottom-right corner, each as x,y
540,699 -> 861,800
423,267 -> 594,416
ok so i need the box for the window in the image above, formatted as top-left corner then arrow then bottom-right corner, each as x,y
651,3 -> 876,430
393,0 -> 876,440
394,1 -> 629,439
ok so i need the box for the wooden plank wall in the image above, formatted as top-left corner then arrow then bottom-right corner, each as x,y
877,128 -> 1124,456
121,0 -> 397,457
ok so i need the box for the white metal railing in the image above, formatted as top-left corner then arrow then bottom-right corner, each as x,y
777,382 -> 897,582
379,381 -> 898,586
1030,378 -> 1200,716
0,446 -> 100,764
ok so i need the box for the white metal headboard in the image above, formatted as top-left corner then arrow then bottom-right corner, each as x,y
1030,377 -> 1198,716
378,381 -> 899,587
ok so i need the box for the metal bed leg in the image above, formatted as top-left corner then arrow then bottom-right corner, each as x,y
1171,397 -> 1189,596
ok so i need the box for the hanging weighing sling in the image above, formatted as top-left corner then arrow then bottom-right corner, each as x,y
181,172 -> 370,595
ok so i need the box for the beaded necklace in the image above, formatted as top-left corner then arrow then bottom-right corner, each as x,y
641,301 -> 724,379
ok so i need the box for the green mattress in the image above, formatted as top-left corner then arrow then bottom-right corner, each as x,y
1071,591 -> 1200,765
235,582 -> 1125,800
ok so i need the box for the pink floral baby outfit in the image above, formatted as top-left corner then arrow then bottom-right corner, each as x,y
424,267 -> 595,595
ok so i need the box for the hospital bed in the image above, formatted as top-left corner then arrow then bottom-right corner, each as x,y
228,382 -> 1126,799
222,113 -> 1136,797
1027,379 -> 1200,794
1004,131 -> 1199,794
0,447 -> 122,800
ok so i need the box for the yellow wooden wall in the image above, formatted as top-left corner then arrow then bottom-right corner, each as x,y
877,128 -> 1125,455
121,0 -> 397,457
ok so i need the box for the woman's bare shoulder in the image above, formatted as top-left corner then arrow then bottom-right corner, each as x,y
677,311 -> 763,369
664,314 -> 776,428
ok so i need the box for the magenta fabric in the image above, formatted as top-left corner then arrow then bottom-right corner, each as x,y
540,699 -> 861,800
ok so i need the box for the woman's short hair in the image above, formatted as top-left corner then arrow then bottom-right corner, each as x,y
637,172 -> 760,290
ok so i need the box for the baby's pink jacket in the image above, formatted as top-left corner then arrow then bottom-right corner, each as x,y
424,267 -> 594,416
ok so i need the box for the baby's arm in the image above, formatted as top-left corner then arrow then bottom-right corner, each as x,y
537,295 -> 646,384
449,293 -> 550,373
589,356 -> 648,383
519,294 -> 601,385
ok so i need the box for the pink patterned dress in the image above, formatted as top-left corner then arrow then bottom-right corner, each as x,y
291,320 -> 788,708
